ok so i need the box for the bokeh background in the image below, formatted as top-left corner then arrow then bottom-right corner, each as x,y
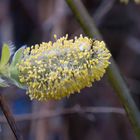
0,0 -> 140,140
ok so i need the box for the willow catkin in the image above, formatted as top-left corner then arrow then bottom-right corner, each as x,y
17,35 -> 111,101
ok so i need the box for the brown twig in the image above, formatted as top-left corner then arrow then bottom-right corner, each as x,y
93,0 -> 115,26
0,94 -> 23,140
0,106 -> 125,122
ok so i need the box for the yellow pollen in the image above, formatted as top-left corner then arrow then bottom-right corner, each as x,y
17,35 -> 111,101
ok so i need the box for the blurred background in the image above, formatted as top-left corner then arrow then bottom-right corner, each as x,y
0,0 -> 140,140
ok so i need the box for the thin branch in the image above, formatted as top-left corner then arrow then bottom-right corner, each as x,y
0,106 -> 125,122
65,0 -> 140,139
0,94 -> 23,140
93,0 -> 115,26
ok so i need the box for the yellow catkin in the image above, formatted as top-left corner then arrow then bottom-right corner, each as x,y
17,35 -> 111,101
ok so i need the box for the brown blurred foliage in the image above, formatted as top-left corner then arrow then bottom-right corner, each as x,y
0,0 -> 140,140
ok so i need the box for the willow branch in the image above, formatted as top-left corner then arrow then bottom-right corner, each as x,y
0,106 -> 125,122
93,0 -> 115,26
0,94 -> 23,140
65,0 -> 140,139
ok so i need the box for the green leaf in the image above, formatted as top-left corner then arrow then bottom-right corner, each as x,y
0,44 -> 10,66
10,46 -> 25,67
9,68 -> 26,89
0,77 -> 9,87
9,46 -> 26,89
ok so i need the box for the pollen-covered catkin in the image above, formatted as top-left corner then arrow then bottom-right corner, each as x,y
17,35 -> 111,101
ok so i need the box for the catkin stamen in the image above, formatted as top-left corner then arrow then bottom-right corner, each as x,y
17,35 -> 111,101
